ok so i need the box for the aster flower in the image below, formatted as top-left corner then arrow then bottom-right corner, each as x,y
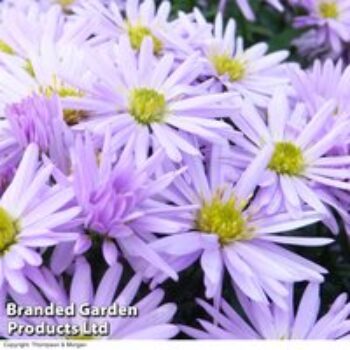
0,144 -> 80,294
0,4 -> 96,124
75,0 -> 190,56
202,14 -> 289,107
0,93 -> 73,176
0,258 -> 179,339
289,59 -> 350,119
294,0 -> 350,58
77,36 -> 240,163
218,0 -> 284,22
145,145 -> 331,307
230,90 -> 350,233
51,132 -> 194,280
182,283 -> 350,339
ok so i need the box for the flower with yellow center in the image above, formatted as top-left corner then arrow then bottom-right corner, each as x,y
0,207 -> 19,255
319,1 -> 339,19
129,88 -> 167,125
268,142 -> 305,176
211,54 -> 246,82
128,24 -> 163,54
196,192 -> 252,245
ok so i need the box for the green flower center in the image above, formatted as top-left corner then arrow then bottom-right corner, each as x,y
319,2 -> 339,19
0,40 -> 14,55
0,207 -> 19,254
212,54 -> 246,82
268,142 -> 305,176
129,88 -> 166,125
128,24 -> 163,54
196,193 -> 251,245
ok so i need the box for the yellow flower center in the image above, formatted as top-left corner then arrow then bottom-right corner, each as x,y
128,24 -> 163,54
129,88 -> 166,125
0,207 -> 19,254
319,2 -> 339,19
268,142 -> 305,176
212,54 -> 246,82
0,40 -> 14,55
196,193 -> 251,245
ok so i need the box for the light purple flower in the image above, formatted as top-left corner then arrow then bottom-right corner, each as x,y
51,132 -> 194,280
230,90 -> 350,233
0,5 -> 95,123
145,145 -> 331,308
182,283 -> 350,339
201,14 -> 289,107
289,59 -> 350,119
75,0 -> 190,56
0,257 -> 179,339
76,36 -> 240,163
294,0 -> 350,58
0,144 -> 80,294
0,93 -> 72,175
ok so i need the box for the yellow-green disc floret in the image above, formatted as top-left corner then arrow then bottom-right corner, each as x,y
212,54 -> 246,82
196,193 -> 250,245
319,2 -> 339,19
268,141 -> 305,176
129,88 -> 167,125
128,24 -> 163,54
0,207 -> 19,254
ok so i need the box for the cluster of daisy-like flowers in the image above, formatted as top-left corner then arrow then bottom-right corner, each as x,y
0,0 -> 349,340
